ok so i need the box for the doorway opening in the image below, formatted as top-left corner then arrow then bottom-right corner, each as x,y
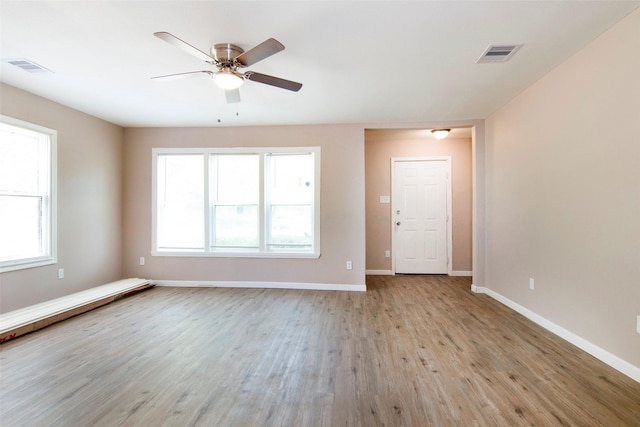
364,127 -> 474,277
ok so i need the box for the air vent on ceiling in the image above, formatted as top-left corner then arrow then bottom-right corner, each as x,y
5,59 -> 52,73
477,44 -> 522,63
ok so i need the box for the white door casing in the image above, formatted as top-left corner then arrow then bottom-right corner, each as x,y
392,157 -> 451,274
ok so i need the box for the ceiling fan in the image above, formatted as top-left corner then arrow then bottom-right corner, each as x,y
152,32 -> 303,104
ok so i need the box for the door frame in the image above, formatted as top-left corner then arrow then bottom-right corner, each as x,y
391,156 -> 453,275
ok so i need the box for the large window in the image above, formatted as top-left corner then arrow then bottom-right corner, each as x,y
0,115 -> 57,272
152,147 -> 320,258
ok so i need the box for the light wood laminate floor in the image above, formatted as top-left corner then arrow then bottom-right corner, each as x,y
1,275 -> 639,426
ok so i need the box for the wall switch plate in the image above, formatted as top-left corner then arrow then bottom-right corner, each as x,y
139,257 -> 145,266
58,268 -> 64,279
529,277 -> 535,290
379,195 -> 390,204
385,250 -> 390,258
346,261 -> 353,270
637,315 -> 640,334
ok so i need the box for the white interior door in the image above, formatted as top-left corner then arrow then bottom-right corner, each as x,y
393,159 -> 450,274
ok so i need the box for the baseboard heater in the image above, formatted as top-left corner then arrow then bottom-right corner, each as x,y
0,278 -> 153,344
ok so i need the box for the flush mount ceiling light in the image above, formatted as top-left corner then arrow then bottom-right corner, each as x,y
213,69 -> 244,90
431,129 -> 451,140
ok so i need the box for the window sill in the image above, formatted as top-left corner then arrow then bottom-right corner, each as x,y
150,250 -> 320,259
0,257 -> 56,273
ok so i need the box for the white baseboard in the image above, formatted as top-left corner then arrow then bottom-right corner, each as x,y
153,280 -> 366,292
366,270 -> 472,277
472,285 -> 640,383
366,270 -> 394,275
451,270 -> 472,276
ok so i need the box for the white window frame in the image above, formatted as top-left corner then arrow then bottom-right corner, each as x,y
0,115 -> 57,272
151,146 -> 320,259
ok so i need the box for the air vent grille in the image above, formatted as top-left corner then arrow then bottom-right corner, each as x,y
5,59 -> 52,73
477,45 -> 522,63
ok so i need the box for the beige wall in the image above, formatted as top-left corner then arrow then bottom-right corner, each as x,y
365,130 -> 472,272
121,125 -> 366,287
0,84 -> 124,313
485,9 -> 640,367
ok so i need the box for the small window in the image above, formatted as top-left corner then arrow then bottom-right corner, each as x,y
156,153 -> 205,251
152,147 -> 320,258
210,154 -> 260,250
266,153 -> 315,251
0,115 -> 57,272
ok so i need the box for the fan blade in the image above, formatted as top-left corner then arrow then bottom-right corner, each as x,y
244,72 -> 302,92
154,32 -> 215,63
225,89 -> 241,104
235,38 -> 284,66
151,71 -> 213,81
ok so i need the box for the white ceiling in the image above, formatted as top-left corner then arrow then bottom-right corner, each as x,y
1,1 -> 638,128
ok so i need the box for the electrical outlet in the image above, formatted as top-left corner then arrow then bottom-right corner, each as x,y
139,257 -> 145,266
385,250 -> 390,258
529,277 -> 535,291
346,261 -> 353,270
58,268 -> 64,279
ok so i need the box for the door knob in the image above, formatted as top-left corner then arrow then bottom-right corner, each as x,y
395,221 -> 401,226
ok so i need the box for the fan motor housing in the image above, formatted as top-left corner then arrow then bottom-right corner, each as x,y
212,43 -> 244,62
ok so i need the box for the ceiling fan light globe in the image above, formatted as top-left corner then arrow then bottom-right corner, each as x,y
213,71 -> 244,90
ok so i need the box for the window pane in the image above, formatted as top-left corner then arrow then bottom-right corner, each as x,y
269,154 -> 313,204
266,153 -> 315,251
213,205 -> 258,248
0,125 -> 44,194
214,155 -> 259,203
210,154 -> 259,249
269,205 -> 312,248
157,154 -> 204,250
0,195 -> 42,260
